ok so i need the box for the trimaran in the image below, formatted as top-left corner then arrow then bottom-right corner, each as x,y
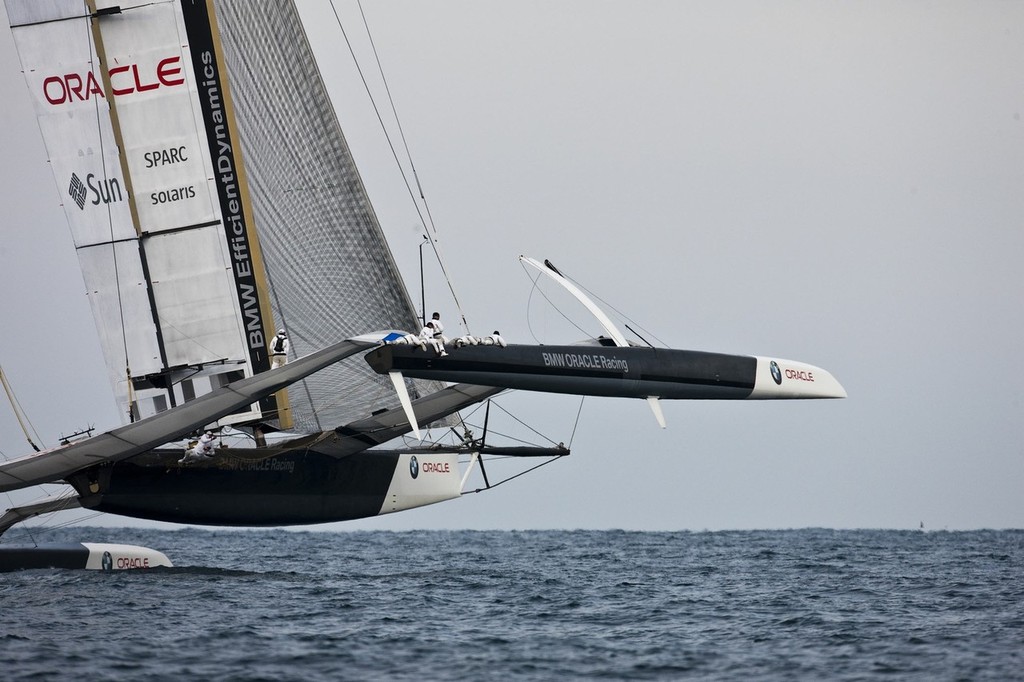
0,0 -> 845,571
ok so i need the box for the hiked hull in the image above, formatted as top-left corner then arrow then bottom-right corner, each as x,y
365,344 -> 846,400
68,446 -> 464,526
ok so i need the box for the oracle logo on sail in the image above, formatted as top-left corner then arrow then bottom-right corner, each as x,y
42,56 -> 185,105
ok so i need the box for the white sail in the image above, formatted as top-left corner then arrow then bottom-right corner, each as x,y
6,0 -> 434,433
6,0 -> 163,402
94,1 -> 253,375
5,0 -> 271,425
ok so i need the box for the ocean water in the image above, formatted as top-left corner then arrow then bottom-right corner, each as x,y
1,528 -> 1021,680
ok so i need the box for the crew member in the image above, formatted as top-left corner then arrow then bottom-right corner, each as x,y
270,329 -> 290,369
179,430 -> 218,463
421,322 -> 447,356
430,312 -> 448,344
481,330 -> 507,347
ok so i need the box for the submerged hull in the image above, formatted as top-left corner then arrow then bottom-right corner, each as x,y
366,344 -> 847,400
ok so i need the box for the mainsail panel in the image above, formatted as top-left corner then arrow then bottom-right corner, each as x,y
144,226 -> 249,368
92,1 -> 221,233
78,241 -> 162,379
6,0 -> 273,425
6,0 -> 162,414
7,1 -> 136,248
91,1 -> 263,424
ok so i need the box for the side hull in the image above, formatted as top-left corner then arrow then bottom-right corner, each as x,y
0,543 -> 171,572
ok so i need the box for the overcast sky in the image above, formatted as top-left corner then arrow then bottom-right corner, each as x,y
1,1 -> 1021,533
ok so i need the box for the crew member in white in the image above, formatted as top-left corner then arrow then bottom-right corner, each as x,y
179,430 -> 218,463
270,329 -> 290,368
481,330 -> 507,347
430,312 -> 448,344
421,321 -> 448,356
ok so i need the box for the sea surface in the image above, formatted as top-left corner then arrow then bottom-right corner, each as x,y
1,528 -> 1021,680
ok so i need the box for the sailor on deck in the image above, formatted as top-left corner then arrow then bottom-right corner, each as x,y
481,330 -> 507,347
179,430 -> 218,463
393,331 -> 426,350
421,322 -> 448,356
270,329 -> 290,369
430,312 -> 448,344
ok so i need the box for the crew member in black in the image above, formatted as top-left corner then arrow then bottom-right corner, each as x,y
270,329 -> 290,369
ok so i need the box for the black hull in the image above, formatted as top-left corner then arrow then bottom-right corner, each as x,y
51,383 -> 507,527
0,544 -> 92,571
366,344 -> 758,399
69,446 -> 403,526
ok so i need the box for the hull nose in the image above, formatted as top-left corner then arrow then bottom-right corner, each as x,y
750,357 -> 847,399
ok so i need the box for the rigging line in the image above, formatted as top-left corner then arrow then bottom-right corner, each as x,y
12,510 -> 107,543
556,264 -> 671,349
2,490 -> 84,547
329,1 -> 471,334
466,427 -> 545,448
465,456 -> 565,494
0,485 -> 81,539
326,5 -> 427,240
0,366 -> 45,452
355,0 -> 424,214
569,396 -> 586,449
525,269 -> 541,344
519,260 -> 593,341
488,400 -> 559,446
354,0 -> 470,335
624,324 -> 655,349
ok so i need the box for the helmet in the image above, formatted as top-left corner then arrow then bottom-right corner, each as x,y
278,329 -> 286,335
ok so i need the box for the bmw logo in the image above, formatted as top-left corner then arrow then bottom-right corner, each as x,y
409,455 -> 419,479
102,551 -> 113,572
770,360 -> 783,385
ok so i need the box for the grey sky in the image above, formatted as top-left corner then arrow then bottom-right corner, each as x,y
1,1 -> 1021,532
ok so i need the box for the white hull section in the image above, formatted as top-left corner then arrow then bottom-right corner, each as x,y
378,453 -> 463,515
750,357 -> 847,399
82,543 -> 173,570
